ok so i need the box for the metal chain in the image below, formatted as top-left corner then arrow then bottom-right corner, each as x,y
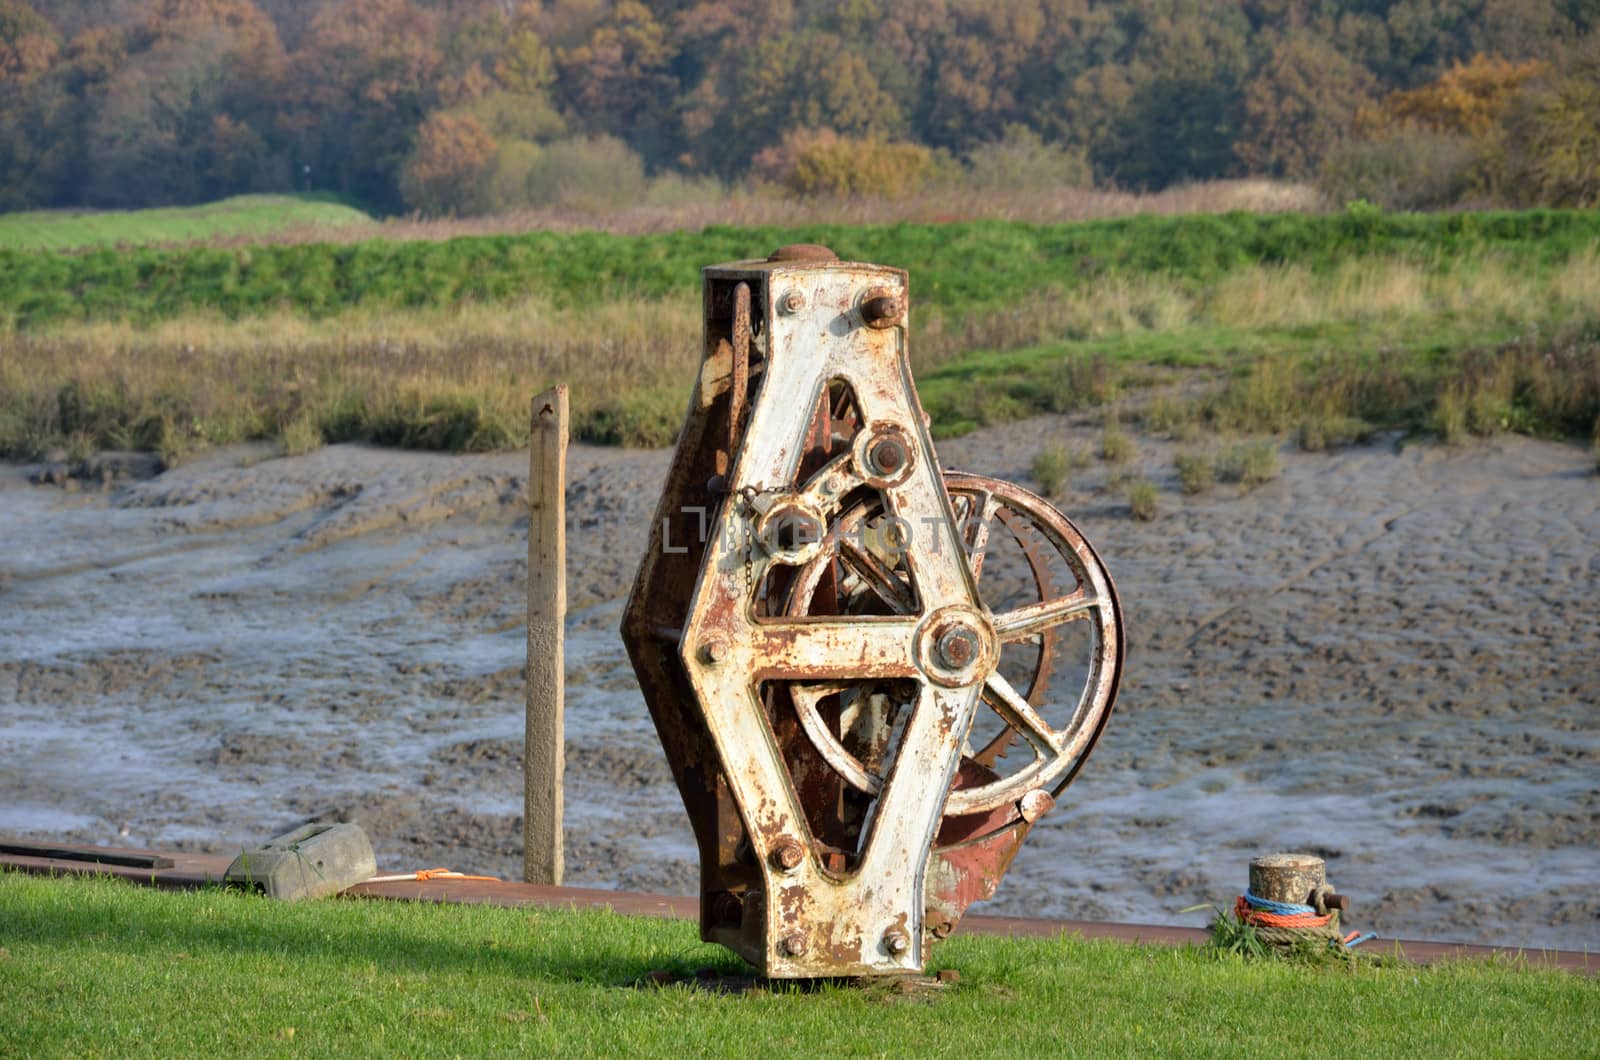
737,482 -> 790,606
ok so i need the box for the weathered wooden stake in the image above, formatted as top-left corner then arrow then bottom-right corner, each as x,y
525,386 -> 567,885
1249,852 -> 1325,906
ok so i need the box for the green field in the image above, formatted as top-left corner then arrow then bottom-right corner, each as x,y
2,207 -> 1598,329
1,873 -> 1594,1057
0,207 -> 1596,464
0,194 -> 373,253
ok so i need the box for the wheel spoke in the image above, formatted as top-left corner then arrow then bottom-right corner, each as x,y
960,490 -> 999,581
993,588 -> 1097,642
749,618 -> 919,680
982,669 -> 1064,758
837,538 -> 915,614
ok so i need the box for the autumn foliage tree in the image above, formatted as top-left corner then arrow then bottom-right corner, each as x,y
1235,36 -> 1377,179
0,0 -> 1595,214
399,111 -> 497,215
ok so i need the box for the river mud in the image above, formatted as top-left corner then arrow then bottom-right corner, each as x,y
2,420 -> 1595,950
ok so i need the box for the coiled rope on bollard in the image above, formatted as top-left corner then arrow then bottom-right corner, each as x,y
1235,891 -> 1376,950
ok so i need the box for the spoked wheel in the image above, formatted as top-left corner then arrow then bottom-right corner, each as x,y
781,472 -> 1124,841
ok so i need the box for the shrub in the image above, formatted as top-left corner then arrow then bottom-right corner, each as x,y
1099,422 -> 1132,462
1297,415 -> 1372,452
1045,354 -> 1120,414
525,135 -> 646,210
1213,441 -> 1280,489
1030,443 -> 1071,497
754,129 -> 939,198
963,126 -> 1091,191
1361,55 -> 1549,139
577,388 -> 683,448
1125,477 -> 1158,521
277,412 -> 323,456
1318,132 -> 1480,211
1144,394 -> 1201,439
476,140 -> 544,213
1174,452 -> 1214,494
1491,51 -> 1600,209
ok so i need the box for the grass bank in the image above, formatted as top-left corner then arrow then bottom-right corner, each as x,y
0,195 -> 373,253
1,210 -> 1597,461
4,209 -> 1598,330
2,873 -> 1594,1056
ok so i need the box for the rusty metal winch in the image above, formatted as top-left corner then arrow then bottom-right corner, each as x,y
621,245 -> 1125,978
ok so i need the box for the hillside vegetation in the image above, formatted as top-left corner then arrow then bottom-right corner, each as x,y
1,210 -> 1596,464
4,209 -> 1598,329
2,0 -> 1595,220
0,195 -> 372,251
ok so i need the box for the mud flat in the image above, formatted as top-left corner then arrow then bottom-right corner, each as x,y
1,421 -> 1595,951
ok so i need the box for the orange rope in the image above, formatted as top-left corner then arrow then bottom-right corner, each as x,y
364,867 -> 502,884
1234,894 -> 1333,929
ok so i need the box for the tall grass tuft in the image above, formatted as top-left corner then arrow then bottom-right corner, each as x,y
1030,443 -> 1072,497
1125,477 -> 1159,520
1214,441 -> 1281,490
1174,452 -> 1215,494
1099,421 -> 1133,463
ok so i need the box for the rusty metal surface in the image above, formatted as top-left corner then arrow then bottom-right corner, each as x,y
620,249 -> 1125,977
0,841 -> 231,890
7,842 -> 1592,976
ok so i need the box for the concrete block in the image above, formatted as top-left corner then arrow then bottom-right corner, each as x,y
225,823 -> 376,900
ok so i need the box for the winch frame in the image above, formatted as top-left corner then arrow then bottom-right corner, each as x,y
621,246 -> 1123,978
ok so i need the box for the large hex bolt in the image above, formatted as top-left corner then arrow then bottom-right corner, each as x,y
770,840 -> 805,873
860,287 -> 903,329
935,623 -> 981,670
779,290 -> 806,315
780,933 -> 809,957
882,929 -> 910,955
868,435 -> 908,477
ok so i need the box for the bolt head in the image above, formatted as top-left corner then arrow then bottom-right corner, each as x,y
699,637 -> 729,664
770,841 -> 805,872
779,290 -> 805,315
936,625 -> 980,669
869,437 -> 907,474
883,929 -> 910,955
780,933 -> 809,957
861,289 -> 903,329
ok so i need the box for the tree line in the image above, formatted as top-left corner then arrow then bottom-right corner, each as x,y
2,0 -> 1596,217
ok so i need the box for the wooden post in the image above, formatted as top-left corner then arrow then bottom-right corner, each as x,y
525,386 -> 567,885
1248,852 -> 1325,907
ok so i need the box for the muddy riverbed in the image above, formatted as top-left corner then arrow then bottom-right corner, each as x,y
2,419 -> 1596,950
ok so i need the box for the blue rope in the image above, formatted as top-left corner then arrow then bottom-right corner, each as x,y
1242,890 -> 1317,916
1243,890 -> 1378,951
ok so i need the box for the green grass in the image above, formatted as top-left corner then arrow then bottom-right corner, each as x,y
2,874 -> 1595,1057
0,195 -> 373,253
2,208 -> 1599,330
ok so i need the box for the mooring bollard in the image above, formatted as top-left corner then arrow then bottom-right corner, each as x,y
1249,852 -> 1327,907
525,386 -> 568,886
1238,852 -> 1367,950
